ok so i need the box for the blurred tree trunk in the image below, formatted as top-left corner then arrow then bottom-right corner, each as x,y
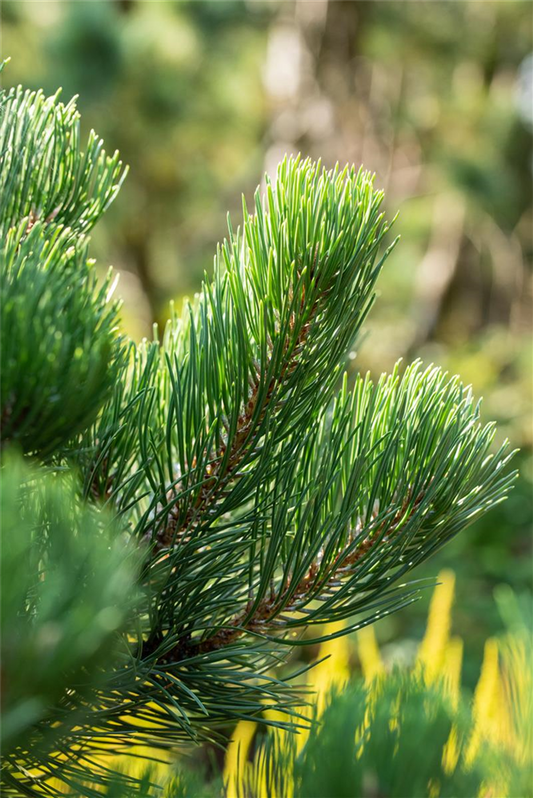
315,0 -> 366,90
124,227 -> 159,326
115,0 -> 135,14
262,0 -> 371,173
264,0 -> 531,360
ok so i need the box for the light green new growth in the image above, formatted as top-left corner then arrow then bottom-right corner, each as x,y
0,86 -> 126,239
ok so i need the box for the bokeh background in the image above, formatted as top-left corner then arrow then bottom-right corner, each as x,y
2,0 -> 531,690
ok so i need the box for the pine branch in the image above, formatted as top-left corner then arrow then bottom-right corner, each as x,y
0,83 -> 127,460
155,250 -> 326,551
192,484 -> 427,654
0,86 -> 127,239
71,159 -> 515,759
72,339 -> 161,508
1,91 -> 517,794
0,223 -> 123,457
141,159 -> 394,555
139,360 -> 514,670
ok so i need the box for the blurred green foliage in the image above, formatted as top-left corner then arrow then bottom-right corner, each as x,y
2,0 -> 531,686
0,453 -> 139,755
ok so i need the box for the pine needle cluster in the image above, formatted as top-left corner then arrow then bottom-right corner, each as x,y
0,72 -> 516,796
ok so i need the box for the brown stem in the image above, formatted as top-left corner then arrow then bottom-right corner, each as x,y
115,0 -> 135,12
25,207 -> 60,235
156,486 -> 426,661
89,455 -> 114,503
155,270 -> 322,552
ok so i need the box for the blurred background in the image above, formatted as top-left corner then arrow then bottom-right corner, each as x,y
2,0 -> 531,690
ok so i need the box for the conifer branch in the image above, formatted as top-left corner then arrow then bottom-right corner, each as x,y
0,86 -> 127,239
0,223 -> 123,456
156,254 -> 325,551
0,75 -> 518,794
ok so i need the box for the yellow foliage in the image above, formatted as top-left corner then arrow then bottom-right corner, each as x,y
223,620 -> 350,796
44,575 -> 530,798
223,720 -> 257,798
224,572 -> 530,798
418,569 -> 456,683
500,632 -> 532,763
442,636 -> 463,709
357,624 -> 385,684
312,620 -> 351,712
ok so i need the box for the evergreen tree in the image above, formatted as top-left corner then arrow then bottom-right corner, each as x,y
0,71 -> 516,796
